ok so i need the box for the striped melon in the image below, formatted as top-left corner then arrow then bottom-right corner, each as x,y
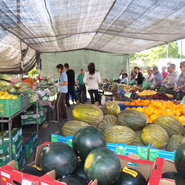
102,101 -> 120,116
103,126 -> 135,145
167,135 -> 183,152
141,124 -> 169,149
97,115 -> 118,132
118,109 -> 147,131
62,120 -> 89,136
154,115 -> 184,137
73,105 -> 103,126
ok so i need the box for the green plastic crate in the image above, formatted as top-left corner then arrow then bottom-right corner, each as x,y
9,92 -> 29,109
0,96 -> 21,117
21,111 -> 46,125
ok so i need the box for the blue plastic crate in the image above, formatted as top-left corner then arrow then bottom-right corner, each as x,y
118,104 -> 144,111
51,133 -> 175,162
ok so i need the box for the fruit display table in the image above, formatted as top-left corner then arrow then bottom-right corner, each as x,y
0,101 -> 39,161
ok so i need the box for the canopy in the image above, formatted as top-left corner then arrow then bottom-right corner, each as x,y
1,0 -> 185,73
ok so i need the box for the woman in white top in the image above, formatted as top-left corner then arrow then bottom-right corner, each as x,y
147,70 -> 154,88
83,62 -> 101,106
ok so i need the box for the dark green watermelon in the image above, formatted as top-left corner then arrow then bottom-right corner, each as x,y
21,166 -> 45,177
39,142 -> 77,179
162,172 -> 185,185
71,161 -> 89,183
73,126 -> 106,161
175,143 -> 185,178
60,175 -> 88,185
112,168 -> 147,185
84,147 -> 121,185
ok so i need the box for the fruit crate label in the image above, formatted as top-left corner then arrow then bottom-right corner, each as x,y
124,92 -> 132,98
122,167 -> 138,177
22,179 -> 35,185
1,171 -> 10,179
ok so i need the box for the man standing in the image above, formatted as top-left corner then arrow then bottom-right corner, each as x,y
163,64 -> 179,89
76,69 -> 86,103
64,63 -> 78,107
162,66 -> 169,79
153,66 -> 163,88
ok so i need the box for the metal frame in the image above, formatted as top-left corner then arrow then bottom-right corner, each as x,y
0,101 -> 39,161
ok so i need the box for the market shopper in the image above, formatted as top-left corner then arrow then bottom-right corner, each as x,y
163,64 -> 179,89
54,64 -> 68,122
162,66 -> 169,79
76,69 -> 86,103
64,63 -> 78,107
153,66 -> 163,88
130,72 -> 136,80
146,70 -> 154,88
174,61 -> 185,93
121,73 -> 128,84
134,67 -> 143,85
83,62 -> 101,106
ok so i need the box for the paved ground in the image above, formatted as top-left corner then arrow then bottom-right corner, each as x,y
24,102 -> 86,165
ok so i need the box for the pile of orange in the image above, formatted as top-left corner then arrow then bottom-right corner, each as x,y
125,100 -> 185,125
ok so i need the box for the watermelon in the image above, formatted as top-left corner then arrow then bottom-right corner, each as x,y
73,126 -> 106,161
103,125 -> 135,145
71,161 -> 89,183
162,172 -> 185,185
60,176 -> 88,185
112,168 -> 147,185
97,115 -> 118,132
175,143 -> 185,178
167,135 -> 183,152
141,124 -> 169,149
154,115 -> 184,137
102,101 -> 120,116
118,109 -> 147,131
73,104 -> 103,126
84,147 -> 121,185
39,142 -> 77,179
62,120 -> 89,136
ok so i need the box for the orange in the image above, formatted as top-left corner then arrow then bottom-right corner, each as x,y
130,102 -> 135,105
178,116 -> 185,125
136,107 -> 143,112
125,107 -> 130,110
153,109 -> 161,115
125,102 -> 130,105
145,108 -> 154,117
150,114 -> 159,122
173,116 -> 179,120
173,110 -> 181,116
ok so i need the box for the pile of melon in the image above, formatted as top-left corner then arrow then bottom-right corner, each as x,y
63,103 -> 185,152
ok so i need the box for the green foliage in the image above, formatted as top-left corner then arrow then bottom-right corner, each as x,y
130,42 -> 185,70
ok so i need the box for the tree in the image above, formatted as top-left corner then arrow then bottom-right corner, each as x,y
130,41 -> 185,69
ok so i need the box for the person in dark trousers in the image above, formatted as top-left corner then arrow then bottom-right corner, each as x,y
83,62 -> 101,107
64,63 -> 78,107
54,64 -> 68,123
134,67 -> 144,85
76,69 -> 86,103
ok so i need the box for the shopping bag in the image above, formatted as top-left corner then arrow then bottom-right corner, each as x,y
142,79 -> 151,89
128,79 -> 135,85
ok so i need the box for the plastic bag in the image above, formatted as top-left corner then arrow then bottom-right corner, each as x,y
128,79 -> 135,85
142,79 -> 151,90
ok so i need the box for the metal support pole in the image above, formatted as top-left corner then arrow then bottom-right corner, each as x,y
36,100 -> 39,138
8,118 -> 12,161
180,40 -> 183,63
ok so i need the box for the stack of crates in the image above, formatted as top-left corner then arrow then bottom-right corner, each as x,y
22,133 -> 38,160
0,128 -> 25,170
21,110 -> 46,125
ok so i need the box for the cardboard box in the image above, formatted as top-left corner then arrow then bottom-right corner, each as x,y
51,132 -> 175,162
0,160 -> 40,185
148,157 -> 177,185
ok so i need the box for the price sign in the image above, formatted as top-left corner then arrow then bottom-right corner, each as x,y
124,92 -> 132,98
